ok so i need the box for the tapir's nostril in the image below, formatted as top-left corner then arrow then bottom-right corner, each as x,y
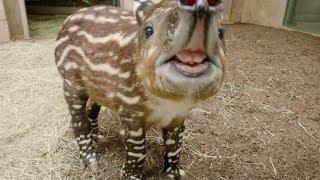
207,0 -> 221,6
180,0 -> 222,7
179,0 -> 222,12
179,0 -> 196,6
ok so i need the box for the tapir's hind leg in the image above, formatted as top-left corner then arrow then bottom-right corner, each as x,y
63,79 -> 99,172
86,98 -> 107,143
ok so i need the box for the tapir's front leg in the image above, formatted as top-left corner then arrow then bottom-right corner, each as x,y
63,84 -> 99,172
86,98 -> 107,143
163,118 -> 186,179
120,116 -> 147,180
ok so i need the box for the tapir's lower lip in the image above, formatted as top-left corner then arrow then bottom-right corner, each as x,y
169,59 -> 210,77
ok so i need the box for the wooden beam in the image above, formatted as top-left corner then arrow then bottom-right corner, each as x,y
3,0 -> 25,40
18,0 -> 30,40
0,20 -> 11,43
0,0 -> 11,43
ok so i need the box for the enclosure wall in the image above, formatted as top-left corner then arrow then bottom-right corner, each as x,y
241,0 -> 288,28
119,0 -> 288,28
223,0 -> 288,27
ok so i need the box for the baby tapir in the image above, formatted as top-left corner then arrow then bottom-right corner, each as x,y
55,0 -> 226,179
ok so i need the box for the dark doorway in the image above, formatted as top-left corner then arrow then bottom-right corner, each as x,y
25,0 -> 118,14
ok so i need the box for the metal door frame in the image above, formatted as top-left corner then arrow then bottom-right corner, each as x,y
283,0 -> 298,26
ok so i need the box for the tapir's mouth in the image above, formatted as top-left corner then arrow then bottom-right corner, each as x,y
166,50 -> 212,77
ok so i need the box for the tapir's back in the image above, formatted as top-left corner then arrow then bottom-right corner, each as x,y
55,6 -> 141,108
56,6 -> 138,59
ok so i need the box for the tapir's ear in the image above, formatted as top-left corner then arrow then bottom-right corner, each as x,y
133,0 -> 161,24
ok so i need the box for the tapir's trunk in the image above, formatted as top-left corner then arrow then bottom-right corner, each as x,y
174,0 -> 222,55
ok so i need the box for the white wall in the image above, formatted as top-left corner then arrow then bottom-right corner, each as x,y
241,0 -> 288,28
222,0 -> 233,22
119,0 -> 288,28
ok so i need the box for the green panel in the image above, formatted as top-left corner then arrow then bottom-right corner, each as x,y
284,0 -> 297,26
295,0 -> 320,14
284,0 -> 320,34
295,0 -> 320,22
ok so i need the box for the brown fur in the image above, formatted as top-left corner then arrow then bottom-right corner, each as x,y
55,1 -> 226,179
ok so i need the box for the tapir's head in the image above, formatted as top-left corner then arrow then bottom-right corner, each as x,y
134,0 -> 226,100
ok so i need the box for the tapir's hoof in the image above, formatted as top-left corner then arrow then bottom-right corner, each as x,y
119,129 -> 125,137
79,155 -> 99,172
166,169 -> 186,180
88,162 -> 99,172
93,133 -> 107,144
120,168 -> 146,180
97,135 -> 108,144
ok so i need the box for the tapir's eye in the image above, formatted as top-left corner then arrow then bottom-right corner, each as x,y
144,26 -> 154,38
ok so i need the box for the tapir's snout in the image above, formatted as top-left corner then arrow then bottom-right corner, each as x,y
174,0 -> 223,54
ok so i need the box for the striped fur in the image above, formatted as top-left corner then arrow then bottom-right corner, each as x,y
55,0 -> 226,179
